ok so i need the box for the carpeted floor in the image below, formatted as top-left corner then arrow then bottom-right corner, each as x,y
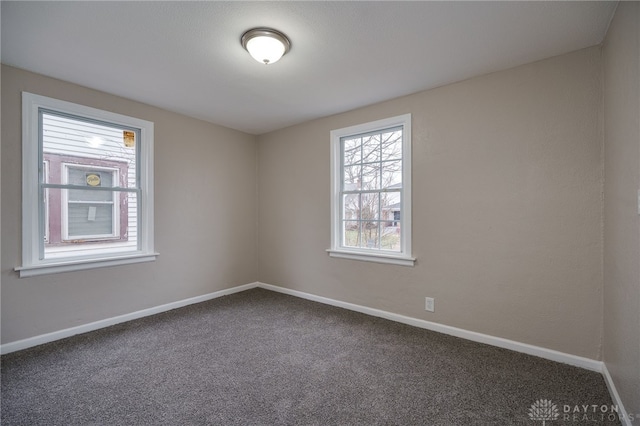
1,288 -> 620,425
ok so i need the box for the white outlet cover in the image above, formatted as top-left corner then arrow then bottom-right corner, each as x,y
425,297 -> 435,312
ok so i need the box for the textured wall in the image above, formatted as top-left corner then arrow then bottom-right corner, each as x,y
257,47 -> 603,359
1,65 -> 258,343
603,2 -> 640,415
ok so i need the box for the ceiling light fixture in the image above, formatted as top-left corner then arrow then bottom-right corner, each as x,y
241,28 -> 291,65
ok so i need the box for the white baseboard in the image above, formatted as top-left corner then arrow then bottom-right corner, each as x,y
256,282 -> 603,372
4,280 -> 628,419
0,282 -> 259,355
3,280 -> 604,372
602,363 -> 632,426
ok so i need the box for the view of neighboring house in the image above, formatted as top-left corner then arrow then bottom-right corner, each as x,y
41,113 -> 138,259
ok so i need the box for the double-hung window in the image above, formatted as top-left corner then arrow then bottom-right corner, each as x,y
18,93 -> 157,277
329,114 -> 414,266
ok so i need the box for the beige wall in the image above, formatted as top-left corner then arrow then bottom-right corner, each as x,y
258,47 -> 604,359
603,2 -> 640,415
1,65 -> 258,343
2,47 -> 611,363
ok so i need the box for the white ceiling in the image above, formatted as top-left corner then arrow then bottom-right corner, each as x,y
1,1 -> 617,135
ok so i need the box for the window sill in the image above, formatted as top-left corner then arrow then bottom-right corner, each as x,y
15,252 -> 159,277
326,249 -> 415,267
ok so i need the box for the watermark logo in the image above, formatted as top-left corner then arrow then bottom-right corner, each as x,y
529,399 -> 560,425
528,399 -> 634,423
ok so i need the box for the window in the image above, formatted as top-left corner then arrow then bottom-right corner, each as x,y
329,114 -> 414,266
63,164 -> 121,241
17,93 -> 157,277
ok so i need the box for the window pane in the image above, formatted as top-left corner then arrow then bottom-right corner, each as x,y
381,160 -> 402,189
381,223 -> 401,251
361,193 -> 380,220
342,137 -> 361,165
381,130 -> 402,161
343,165 -> 361,190
361,221 -> 380,249
362,164 -> 381,190
343,194 -> 360,220
381,192 -> 401,214
343,221 -> 360,248
68,203 -> 114,237
381,192 -> 401,252
362,134 -> 381,163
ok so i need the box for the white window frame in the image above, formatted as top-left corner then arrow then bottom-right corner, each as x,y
17,92 -> 158,277
61,163 -> 120,241
328,114 -> 415,266
43,160 -> 50,244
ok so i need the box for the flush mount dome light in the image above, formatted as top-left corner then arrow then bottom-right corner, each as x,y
241,28 -> 291,65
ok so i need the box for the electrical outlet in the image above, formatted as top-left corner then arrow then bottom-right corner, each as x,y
425,297 -> 435,312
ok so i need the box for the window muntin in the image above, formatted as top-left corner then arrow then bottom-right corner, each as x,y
19,93 -> 156,277
329,114 -> 414,266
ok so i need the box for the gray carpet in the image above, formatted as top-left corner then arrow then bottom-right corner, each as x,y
1,288 -> 619,425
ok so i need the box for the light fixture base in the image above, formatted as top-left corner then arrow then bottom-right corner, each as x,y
241,27 -> 291,65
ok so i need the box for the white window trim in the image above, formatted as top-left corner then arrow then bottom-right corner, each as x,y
17,92 -> 158,277
328,114 -> 415,267
61,163 -> 120,240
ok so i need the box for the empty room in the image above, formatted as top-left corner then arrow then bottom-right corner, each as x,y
1,1 -> 638,425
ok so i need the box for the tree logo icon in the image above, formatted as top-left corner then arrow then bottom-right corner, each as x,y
529,399 -> 559,425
